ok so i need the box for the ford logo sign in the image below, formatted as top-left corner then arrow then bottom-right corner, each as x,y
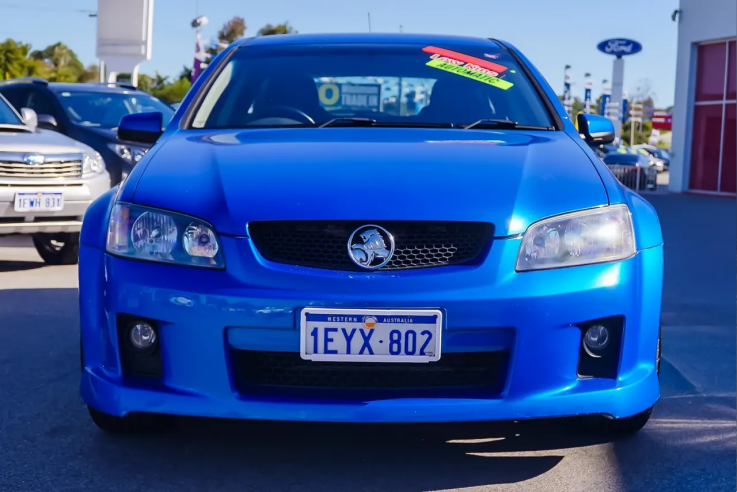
597,38 -> 643,57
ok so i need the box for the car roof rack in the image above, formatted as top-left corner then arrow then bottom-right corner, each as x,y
0,77 -> 49,87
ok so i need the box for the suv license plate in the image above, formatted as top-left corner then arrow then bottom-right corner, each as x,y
300,308 -> 442,363
14,192 -> 64,212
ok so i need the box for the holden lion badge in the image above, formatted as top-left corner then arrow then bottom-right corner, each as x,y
347,225 -> 395,269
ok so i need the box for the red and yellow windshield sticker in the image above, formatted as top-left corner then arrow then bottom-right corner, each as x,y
427,59 -> 514,90
422,46 -> 514,90
423,46 -> 508,74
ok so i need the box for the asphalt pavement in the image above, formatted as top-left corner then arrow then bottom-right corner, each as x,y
0,193 -> 734,492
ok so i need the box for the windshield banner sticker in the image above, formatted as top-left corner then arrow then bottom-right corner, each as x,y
317,82 -> 381,111
426,59 -> 514,90
422,46 -> 508,75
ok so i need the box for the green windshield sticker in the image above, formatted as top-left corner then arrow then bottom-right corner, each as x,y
426,59 -> 514,90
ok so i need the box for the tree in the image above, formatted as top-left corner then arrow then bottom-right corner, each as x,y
177,65 -> 192,81
121,71 -> 169,93
206,16 -> 247,57
631,78 -> 655,104
136,72 -> 190,102
0,39 -> 45,80
78,64 -> 99,83
218,16 -> 247,45
257,22 -> 296,36
152,72 -> 169,90
31,42 -> 85,82
136,74 -> 155,93
0,39 -> 27,79
151,77 -> 191,103
622,119 -> 653,146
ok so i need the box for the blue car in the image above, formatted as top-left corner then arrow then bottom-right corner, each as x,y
79,34 -> 663,435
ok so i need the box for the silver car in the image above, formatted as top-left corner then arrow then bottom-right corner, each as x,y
0,94 -> 110,264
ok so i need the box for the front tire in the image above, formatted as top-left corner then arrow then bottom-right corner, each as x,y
585,407 -> 653,436
87,406 -> 166,434
32,232 -> 80,265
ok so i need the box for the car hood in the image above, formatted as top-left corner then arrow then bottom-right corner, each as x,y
0,128 -> 94,155
132,128 -> 608,237
85,127 -> 118,140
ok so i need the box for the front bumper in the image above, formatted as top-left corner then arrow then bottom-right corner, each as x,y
0,172 -> 110,234
80,236 -> 663,423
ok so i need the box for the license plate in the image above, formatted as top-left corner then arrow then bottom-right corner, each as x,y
300,308 -> 442,363
14,192 -> 63,212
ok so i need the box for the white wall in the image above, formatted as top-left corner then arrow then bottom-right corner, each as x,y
670,0 -> 736,192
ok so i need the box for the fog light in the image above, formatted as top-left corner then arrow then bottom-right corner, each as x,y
583,324 -> 610,358
128,322 -> 157,351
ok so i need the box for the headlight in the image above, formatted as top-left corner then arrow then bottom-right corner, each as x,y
516,205 -> 635,272
106,203 -> 225,269
82,152 -> 105,174
108,143 -> 149,163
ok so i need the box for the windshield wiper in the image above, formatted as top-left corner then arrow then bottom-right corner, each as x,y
463,119 -> 553,131
319,119 -> 457,129
464,119 -> 518,130
319,117 -> 377,128
370,122 -> 456,128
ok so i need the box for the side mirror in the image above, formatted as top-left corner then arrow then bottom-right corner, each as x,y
118,112 -> 163,145
20,108 -> 37,130
37,114 -> 58,130
577,113 -> 615,145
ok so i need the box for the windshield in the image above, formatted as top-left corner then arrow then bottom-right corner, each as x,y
55,91 -> 175,129
0,96 -> 22,125
191,43 -> 554,129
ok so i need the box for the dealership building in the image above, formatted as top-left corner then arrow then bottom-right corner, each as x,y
669,0 -> 736,194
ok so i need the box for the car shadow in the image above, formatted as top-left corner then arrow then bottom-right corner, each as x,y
608,392 -> 736,492
7,277 -> 734,491
0,287 -> 613,491
615,194 -> 737,492
82,416 -> 614,491
0,260 -> 44,272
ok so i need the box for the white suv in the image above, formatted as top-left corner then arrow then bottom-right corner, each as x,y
0,94 -> 110,264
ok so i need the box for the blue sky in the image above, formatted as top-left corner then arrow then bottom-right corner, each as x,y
2,0 -> 679,105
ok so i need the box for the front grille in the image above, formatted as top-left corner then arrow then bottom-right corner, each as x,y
0,154 -> 83,179
248,221 -> 493,271
232,350 -> 508,399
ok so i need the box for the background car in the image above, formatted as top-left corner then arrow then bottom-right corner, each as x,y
0,78 -> 175,185
591,142 -> 634,160
636,149 -> 666,173
603,152 -> 657,191
633,144 -> 671,172
0,93 -> 109,264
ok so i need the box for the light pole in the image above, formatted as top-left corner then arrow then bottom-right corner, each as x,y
563,65 -> 572,115
191,15 -> 209,82
584,72 -> 592,114
600,78 -> 610,117
563,65 -> 571,97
